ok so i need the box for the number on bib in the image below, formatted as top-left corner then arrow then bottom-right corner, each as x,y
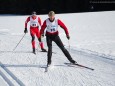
51,28 -> 55,32
32,24 -> 37,27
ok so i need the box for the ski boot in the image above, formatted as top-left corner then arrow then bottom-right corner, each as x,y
71,60 -> 77,65
41,48 -> 47,52
33,48 -> 36,54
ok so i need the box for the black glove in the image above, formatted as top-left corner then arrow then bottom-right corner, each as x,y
24,28 -> 28,33
66,35 -> 70,40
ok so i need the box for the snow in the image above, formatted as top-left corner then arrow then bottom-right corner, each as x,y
0,11 -> 115,86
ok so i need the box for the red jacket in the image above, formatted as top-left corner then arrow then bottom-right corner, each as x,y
40,18 -> 69,36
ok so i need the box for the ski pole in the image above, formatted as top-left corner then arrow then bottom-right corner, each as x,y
68,40 -> 70,52
13,33 -> 26,51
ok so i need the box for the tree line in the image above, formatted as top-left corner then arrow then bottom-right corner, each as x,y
0,0 -> 115,15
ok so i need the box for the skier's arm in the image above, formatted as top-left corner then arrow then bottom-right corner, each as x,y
38,17 -> 42,26
24,17 -> 30,33
58,19 -> 69,36
40,20 -> 47,35
25,17 -> 30,28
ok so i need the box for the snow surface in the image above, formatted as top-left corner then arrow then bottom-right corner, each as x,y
0,11 -> 115,86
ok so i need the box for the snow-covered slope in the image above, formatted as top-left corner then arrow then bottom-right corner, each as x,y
56,11 -> 115,59
0,11 -> 115,86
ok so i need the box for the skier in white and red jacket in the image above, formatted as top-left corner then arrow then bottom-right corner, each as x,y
40,11 -> 77,66
24,11 -> 46,54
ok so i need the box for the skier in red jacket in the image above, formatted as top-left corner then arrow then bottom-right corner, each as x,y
24,11 -> 46,54
40,11 -> 77,66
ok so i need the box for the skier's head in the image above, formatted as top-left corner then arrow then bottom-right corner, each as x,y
48,11 -> 55,21
32,11 -> 37,17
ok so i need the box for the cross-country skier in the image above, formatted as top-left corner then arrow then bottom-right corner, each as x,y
40,11 -> 77,66
24,11 -> 47,54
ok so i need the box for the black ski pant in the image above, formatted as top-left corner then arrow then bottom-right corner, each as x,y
46,35 -> 75,64
31,34 -> 41,42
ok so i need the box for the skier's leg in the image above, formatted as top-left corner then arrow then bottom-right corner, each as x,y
30,29 -> 36,53
36,28 -> 46,51
31,34 -> 36,53
54,36 -> 76,63
46,36 -> 52,65
38,38 -> 46,51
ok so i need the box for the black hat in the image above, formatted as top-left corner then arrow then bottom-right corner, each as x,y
32,11 -> 36,15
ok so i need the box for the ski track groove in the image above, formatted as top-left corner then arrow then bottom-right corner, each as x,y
1,48 -> 115,86
52,49 -> 93,86
53,45 -> 115,86
0,34 -> 115,86
0,62 -> 25,86
0,69 -> 14,86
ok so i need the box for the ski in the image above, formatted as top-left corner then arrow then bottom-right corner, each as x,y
39,51 -> 47,52
39,51 -> 56,54
64,63 -> 94,71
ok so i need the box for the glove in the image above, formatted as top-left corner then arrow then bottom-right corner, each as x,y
66,35 -> 70,40
24,28 -> 28,33
41,34 -> 44,38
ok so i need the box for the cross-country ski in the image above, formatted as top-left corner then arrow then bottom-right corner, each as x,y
64,63 -> 94,71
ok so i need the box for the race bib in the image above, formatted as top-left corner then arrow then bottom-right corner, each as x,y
31,21 -> 38,27
47,25 -> 57,32
46,19 -> 58,33
30,16 -> 39,27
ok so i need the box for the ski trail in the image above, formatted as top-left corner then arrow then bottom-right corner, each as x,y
50,44 -> 115,86
0,31 -> 115,86
0,62 -> 25,86
0,68 -> 14,86
0,40 -> 115,86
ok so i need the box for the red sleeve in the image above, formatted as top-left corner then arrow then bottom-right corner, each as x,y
38,17 -> 41,26
58,19 -> 69,35
40,20 -> 47,35
25,17 -> 30,28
